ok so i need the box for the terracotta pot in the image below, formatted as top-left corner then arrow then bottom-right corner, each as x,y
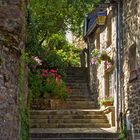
103,101 -> 113,107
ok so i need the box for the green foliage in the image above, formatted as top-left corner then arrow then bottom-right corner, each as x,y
27,0 -> 103,53
41,75 -> 68,101
29,71 -> 42,99
100,96 -> 114,106
29,70 -> 68,101
43,51 -> 66,71
19,97 -> 29,140
19,57 -> 29,140
28,0 -> 101,39
91,49 -> 114,65
21,52 -> 30,63
119,127 -> 127,140
42,33 -> 80,69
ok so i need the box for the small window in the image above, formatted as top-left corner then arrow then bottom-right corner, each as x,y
129,43 -> 138,82
105,72 -> 114,97
106,17 -> 112,47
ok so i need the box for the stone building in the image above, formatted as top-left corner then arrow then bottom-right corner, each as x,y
84,0 -> 140,138
0,0 -> 28,140
121,0 -> 140,136
83,2 -> 118,129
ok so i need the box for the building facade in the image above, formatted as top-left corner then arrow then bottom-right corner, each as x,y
84,2 -> 118,127
84,0 -> 140,137
121,0 -> 140,134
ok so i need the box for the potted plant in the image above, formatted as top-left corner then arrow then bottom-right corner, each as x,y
99,96 -> 114,107
91,49 -> 113,65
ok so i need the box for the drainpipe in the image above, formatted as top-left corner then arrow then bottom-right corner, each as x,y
115,0 -> 122,131
118,0 -> 123,131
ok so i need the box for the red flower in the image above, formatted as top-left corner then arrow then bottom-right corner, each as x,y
50,73 -> 56,77
55,74 -> 62,79
41,73 -> 48,77
50,69 -> 57,73
42,70 -> 49,73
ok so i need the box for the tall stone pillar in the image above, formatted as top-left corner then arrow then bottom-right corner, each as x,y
0,0 -> 27,139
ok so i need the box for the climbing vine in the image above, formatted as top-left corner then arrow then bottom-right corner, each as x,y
19,52 -> 29,140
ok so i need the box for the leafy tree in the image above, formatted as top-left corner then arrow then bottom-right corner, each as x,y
27,0 -> 103,103
27,0 -> 102,49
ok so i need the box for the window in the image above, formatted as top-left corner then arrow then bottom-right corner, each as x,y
106,17 -> 112,47
96,28 -> 100,49
105,72 -> 114,97
129,43 -> 138,82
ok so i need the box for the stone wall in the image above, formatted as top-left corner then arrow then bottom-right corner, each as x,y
121,0 -> 140,133
87,33 -> 99,108
97,10 -> 116,108
87,6 -> 117,109
0,0 -> 27,139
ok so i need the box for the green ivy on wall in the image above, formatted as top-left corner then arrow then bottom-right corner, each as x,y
19,53 -> 29,140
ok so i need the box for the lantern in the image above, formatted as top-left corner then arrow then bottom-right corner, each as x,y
97,11 -> 107,25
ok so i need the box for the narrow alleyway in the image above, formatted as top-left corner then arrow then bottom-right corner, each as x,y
30,67 -> 119,140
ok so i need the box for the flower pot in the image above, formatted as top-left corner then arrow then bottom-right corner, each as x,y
103,101 -> 113,107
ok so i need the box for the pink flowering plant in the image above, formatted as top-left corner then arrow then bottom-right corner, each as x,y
41,69 -> 68,100
98,95 -> 114,107
91,49 -> 113,67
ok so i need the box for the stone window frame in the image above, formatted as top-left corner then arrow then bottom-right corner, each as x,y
104,69 -> 114,97
129,43 -> 138,82
106,11 -> 112,47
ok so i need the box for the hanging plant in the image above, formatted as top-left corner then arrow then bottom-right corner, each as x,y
91,49 -> 114,66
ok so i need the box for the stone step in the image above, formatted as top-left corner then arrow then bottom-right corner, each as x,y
66,83 -> 89,88
30,110 -> 104,116
31,138 -> 118,140
67,94 -> 91,98
65,72 -> 88,76
30,122 -> 111,128
62,100 -> 95,105
65,67 -> 88,74
30,128 -> 119,139
68,88 -> 89,92
65,98 -> 92,101
31,114 -> 106,120
67,93 -> 89,97
46,100 -> 95,109
64,77 -> 87,84
30,118 -> 108,124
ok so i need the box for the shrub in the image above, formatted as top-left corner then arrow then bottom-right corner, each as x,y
41,69 -> 68,101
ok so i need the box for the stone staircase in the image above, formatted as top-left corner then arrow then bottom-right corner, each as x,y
30,67 -> 119,140
63,67 -> 95,109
